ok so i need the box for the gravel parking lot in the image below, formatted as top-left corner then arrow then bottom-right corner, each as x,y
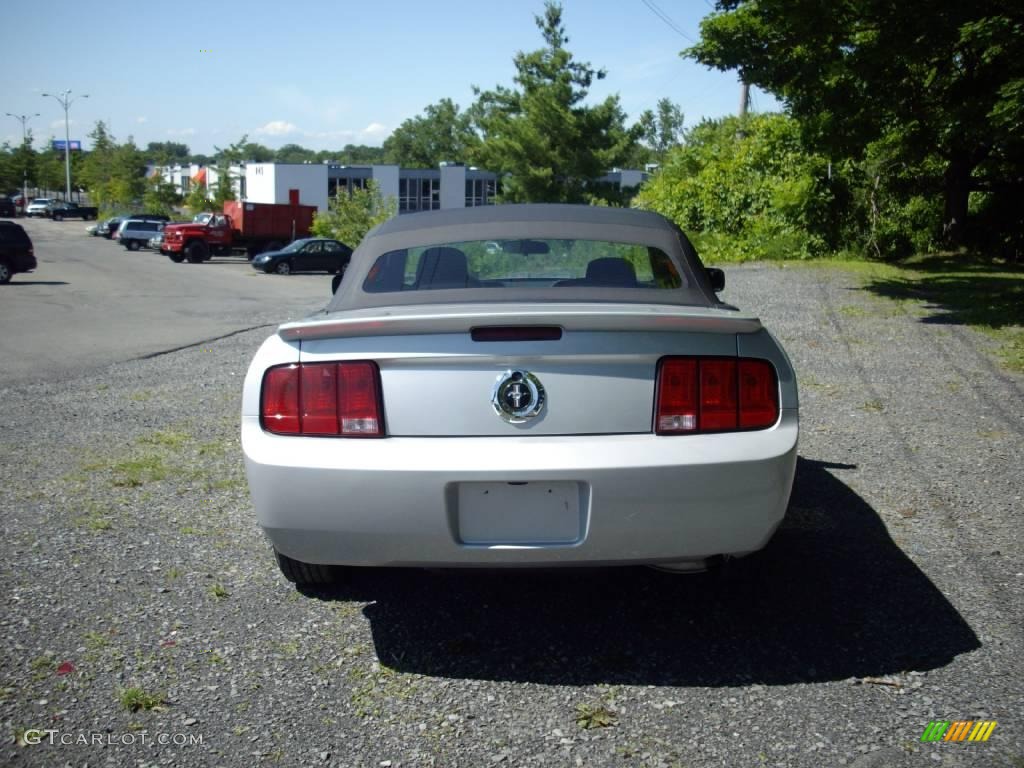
1,225 -> 1021,767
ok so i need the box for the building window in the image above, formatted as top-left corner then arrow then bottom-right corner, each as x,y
399,178 -> 420,213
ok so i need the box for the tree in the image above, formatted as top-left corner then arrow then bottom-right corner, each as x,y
635,114 -> 837,260
688,0 -> 1024,245
211,135 -> 248,207
142,173 -> 182,216
638,98 -> 685,161
275,143 -> 317,164
471,1 -> 637,203
144,142 -> 190,164
310,180 -> 396,248
383,99 -> 480,168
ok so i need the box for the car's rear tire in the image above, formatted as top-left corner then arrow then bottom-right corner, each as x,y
274,260 -> 292,275
53,213 -> 63,221
0,260 -> 12,284
167,251 -> 185,263
126,240 -> 140,251
186,241 -> 209,263
274,549 -> 340,587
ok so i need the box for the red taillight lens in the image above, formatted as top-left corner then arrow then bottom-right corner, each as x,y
300,363 -> 338,435
738,359 -> 779,429
699,359 -> 738,430
656,359 -> 698,433
337,362 -> 383,436
261,365 -> 300,434
656,357 -> 778,434
261,362 -> 383,437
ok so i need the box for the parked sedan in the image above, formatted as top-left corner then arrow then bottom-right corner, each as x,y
250,238 -> 353,275
242,205 -> 799,587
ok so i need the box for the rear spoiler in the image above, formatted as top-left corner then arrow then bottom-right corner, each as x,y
278,304 -> 763,341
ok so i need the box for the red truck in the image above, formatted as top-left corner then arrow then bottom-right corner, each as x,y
161,200 -> 318,263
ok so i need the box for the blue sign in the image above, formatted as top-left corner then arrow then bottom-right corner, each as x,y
52,140 -> 82,151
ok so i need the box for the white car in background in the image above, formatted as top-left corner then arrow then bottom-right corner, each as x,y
26,198 -> 56,217
242,205 -> 799,587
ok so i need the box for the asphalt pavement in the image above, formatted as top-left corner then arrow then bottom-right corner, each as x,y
0,227 -> 1021,767
0,217 -> 327,387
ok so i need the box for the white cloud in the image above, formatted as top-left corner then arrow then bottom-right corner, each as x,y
167,127 -> 197,137
255,120 -> 299,137
360,122 -> 389,140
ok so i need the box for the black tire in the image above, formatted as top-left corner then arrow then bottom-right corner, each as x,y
274,549 -> 339,587
0,260 -> 12,284
185,241 -> 209,263
126,240 -> 140,251
167,250 -> 185,263
274,260 -> 292,275
53,213 -> 63,222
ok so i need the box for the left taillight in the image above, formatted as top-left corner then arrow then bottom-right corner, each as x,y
260,361 -> 384,437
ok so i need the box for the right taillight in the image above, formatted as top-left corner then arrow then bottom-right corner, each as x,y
656,356 -> 778,434
260,361 -> 384,437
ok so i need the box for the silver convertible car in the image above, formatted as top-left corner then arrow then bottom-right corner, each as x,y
242,205 -> 798,586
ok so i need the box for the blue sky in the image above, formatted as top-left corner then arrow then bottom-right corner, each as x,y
1,0 -> 778,155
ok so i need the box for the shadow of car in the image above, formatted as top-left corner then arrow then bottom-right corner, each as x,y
294,457 -> 979,687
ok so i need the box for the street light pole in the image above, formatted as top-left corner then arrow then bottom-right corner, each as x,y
5,112 -> 39,210
41,90 -> 88,201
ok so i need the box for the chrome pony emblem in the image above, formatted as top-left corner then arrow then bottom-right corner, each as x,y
492,370 -> 546,423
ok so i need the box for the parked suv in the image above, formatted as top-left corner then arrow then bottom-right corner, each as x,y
0,221 -> 36,283
0,196 -> 17,218
117,219 -> 164,250
26,198 -> 56,217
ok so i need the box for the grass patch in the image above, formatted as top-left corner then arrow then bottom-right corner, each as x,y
110,455 -> 171,487
208,584 -> 230,599
138,429 -> 191,449
117,687 -> 165,712
575,703 -> 619,729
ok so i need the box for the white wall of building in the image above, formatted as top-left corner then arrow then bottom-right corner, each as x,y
244,164 -> 328,211
370,165 -> 400,208
440,164 -> 466,209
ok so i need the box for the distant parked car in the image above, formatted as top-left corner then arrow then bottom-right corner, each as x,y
104,214 -> 169,240
117,219 -> 164,250
0,196 -> 17,218
0,221 -> 36,284
148,231 -> 164,251
49,201 -> 98,221
26,198 -> 56,217
250,238 -> 353,275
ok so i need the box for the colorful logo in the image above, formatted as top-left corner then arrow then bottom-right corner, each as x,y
921,721 -> 997,742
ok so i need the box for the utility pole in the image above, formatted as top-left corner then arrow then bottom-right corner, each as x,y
5,112 -> 39,208
737,80 -> 751,138
41,89 -> 89,201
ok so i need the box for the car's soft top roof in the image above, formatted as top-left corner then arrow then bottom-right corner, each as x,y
369,203 -> 681,237
328,204 -> 719,312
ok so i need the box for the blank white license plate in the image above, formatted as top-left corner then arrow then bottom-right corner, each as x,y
456,481 -> 583,545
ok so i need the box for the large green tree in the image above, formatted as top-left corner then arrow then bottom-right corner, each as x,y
689,0 -> 1024,244
311,180 -> 396,248
383,98 -> 479,168
471,1 -> 636,203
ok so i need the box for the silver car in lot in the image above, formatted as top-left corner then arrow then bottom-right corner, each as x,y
242,205 -> 799,586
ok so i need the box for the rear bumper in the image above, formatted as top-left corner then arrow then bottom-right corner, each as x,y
243,411 -> 799,568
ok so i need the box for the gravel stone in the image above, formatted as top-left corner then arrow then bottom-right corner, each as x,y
0,262 -> 1021,767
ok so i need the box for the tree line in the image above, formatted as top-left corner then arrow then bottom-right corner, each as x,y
5,0 -> 1018,259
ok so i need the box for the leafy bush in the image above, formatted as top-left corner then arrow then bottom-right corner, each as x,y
311,181 -> 397,249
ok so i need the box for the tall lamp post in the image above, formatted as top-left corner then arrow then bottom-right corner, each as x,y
41,90 -> 88,201
5,112 -> 39,210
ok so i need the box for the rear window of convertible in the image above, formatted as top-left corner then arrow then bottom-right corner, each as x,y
362,238 -> 685,293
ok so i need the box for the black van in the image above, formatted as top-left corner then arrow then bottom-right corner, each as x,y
0,221 -> 37,284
